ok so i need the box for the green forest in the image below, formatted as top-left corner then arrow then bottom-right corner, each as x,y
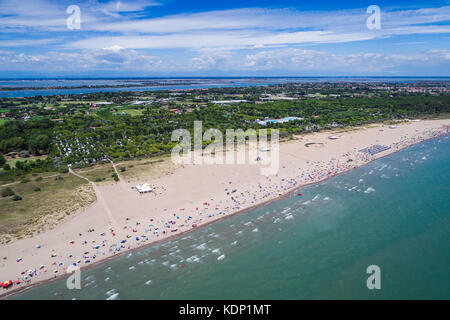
0,91 -> 449,182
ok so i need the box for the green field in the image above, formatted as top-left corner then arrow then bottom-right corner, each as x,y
0,173 -> 95,242
122,109 -> 144,116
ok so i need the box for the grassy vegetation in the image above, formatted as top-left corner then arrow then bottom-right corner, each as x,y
120,108 -> 144,116
4,154 -> 47,167
0,172 -> 96,243
115,155 -> 179,181
74,162 -> 116,184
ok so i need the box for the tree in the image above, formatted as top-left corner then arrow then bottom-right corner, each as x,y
0,154 -> 5,167
29,134 -> 51,155
1,187 -> 14,197
12,194 -> 22,201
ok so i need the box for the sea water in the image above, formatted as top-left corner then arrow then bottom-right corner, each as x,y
1,77 -> 449,97
9,134 -> 450,299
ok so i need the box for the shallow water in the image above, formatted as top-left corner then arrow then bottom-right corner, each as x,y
1,77 -> 448,97
0,78 -> 285,97
9,134 -> 450,299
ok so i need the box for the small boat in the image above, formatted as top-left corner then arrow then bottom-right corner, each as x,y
297,193 -> 303,196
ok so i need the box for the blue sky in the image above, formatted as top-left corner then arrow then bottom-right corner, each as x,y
0,0 -> 449,77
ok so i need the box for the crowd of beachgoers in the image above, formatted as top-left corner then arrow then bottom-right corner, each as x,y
1,121 -> 449,294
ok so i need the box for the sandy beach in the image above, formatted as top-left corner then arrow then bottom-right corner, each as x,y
1,118 -> 449,297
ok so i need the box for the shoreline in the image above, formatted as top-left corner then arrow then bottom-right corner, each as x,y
1,120 -> 449,299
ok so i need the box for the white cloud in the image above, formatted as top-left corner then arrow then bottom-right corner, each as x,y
60,6 -> 450,50
103,45 -> 126,52
0,48 -> 163,71
0,47 -> 448,74
2,3 -> 450,49
243,48 -> 450,72
189,52 -> 233,70
0,2 -> 449,74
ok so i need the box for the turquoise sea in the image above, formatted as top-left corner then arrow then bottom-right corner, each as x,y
9,134 -> 450,300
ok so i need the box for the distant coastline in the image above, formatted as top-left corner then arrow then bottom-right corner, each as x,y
1,76 -> 448,98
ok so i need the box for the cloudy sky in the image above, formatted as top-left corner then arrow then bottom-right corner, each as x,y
0,0 -> 449,77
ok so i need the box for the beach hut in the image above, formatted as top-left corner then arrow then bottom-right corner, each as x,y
136,183 -> 152,193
